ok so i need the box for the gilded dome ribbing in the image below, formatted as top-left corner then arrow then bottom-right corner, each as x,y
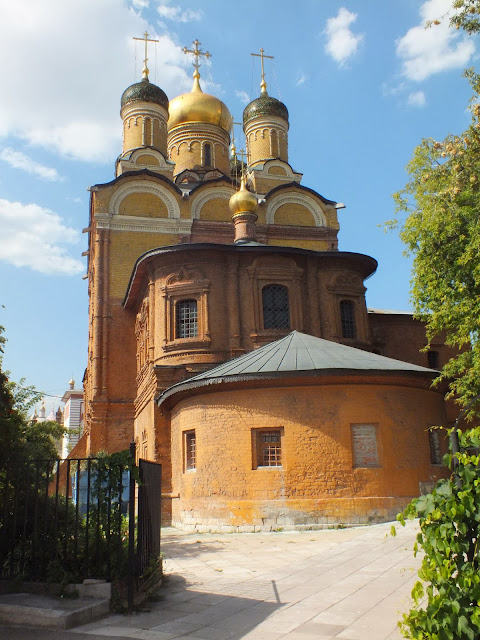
121,78 -> 169,111
168,76 -> 233,134
243,91 -> 289,126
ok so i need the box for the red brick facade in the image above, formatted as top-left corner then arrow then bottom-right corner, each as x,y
78,68 -> 453,530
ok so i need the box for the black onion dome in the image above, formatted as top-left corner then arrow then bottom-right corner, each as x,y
243,93 -> 289,126
121,78 -> 169,111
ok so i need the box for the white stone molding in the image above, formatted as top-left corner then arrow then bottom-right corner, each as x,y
266,193 -> 326,227
129,148 -> 171,170
109,180 -> 181,219
255,160 -> 297,180
190,186 -> 235,220
95,212 -> 192,234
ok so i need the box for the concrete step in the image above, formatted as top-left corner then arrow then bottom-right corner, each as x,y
0,592 -> 110,630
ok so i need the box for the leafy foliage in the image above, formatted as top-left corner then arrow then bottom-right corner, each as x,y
450,0 -> 480,34
391,5 -> 480,637
0,325 -> 64,464
1,451 -> 136,583
396,428 -> 480,639
392,69 -> 480,407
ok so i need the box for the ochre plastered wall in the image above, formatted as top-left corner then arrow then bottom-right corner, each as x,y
118,192 -> 169,218
169,381 -> 448,530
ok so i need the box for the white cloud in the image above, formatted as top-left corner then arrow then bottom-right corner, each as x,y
407,91 -> 427,107
0,0 -> 189,163
235,90 -> 250,104
296,71 -> 307,87
131,0 -> 149,7
0,199 -> 83,275
0,148 -> 62,181
396,0 -> 475,81
324,8 -> 364,66
157,4 -> 202,22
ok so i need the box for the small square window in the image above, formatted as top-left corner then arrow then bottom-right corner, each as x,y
184,430 -> 196,471
254,429 -> 282,468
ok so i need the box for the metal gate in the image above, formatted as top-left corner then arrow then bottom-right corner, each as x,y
1,446 -> 162,611
137,459 -> 162,576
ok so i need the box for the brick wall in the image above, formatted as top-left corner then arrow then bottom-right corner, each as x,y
168,380 -> 448,530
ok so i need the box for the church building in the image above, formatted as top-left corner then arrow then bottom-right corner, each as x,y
77,39 -> 452,530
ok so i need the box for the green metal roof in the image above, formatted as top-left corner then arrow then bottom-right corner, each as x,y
157,331 -> 435,407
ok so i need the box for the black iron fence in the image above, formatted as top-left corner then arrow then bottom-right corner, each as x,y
0,446 -> 161,609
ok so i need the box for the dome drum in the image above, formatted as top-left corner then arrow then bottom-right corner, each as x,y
121,104 -> 168,157
244,116 -> 289,166
168,122 -> 231,176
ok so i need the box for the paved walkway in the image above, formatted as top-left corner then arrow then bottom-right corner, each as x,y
67,519 -> 421,640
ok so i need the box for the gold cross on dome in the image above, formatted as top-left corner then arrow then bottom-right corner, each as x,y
133,31 -> 159,79
239,148 -> 246,178
183,39 -> 211,76
251,48 -> 274,93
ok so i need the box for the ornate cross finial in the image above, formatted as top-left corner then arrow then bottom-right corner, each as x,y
239,148 -> 246,179
231,121 -> 242,158
183,39 -> 211,79
251,48 -> 274,94
133,31 -> 159,80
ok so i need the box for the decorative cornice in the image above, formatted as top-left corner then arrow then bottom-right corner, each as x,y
95,213 -> 193,234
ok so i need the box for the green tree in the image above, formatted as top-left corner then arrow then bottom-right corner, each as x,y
392,4 -> 480,638
392,68 -> 480,406
0,325 -> 64,464
395,428 -> 480,639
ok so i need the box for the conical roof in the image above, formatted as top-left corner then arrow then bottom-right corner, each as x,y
157,331 -> 436,406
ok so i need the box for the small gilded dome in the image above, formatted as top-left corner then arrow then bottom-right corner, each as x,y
243,91 -> 289,127
168,76 -> 233,134
229,178 -> 258,215
121,78 -> 169,111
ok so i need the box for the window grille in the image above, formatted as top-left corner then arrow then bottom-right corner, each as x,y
258,430 -> 282,467
185,431 -> 196,471
176,299 -> 198,338
428,429 -> 442,465
427,350 -> 439,369
340,300 -> 356,339
204,143 -> 212,167
262,285 -> 290,330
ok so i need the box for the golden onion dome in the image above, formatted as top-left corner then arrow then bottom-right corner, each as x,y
168,73 -> 233,134
229,177 -> 258,215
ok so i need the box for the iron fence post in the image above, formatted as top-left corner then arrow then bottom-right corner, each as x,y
127,441 -> 136,614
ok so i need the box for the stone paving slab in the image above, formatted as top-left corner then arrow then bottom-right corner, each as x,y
1,520 -> 420,639
68,520 -> 420,639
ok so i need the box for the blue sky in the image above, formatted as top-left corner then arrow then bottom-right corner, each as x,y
0,0 -> 478,409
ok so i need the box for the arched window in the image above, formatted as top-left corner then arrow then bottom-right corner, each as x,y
176,299 -> 198,338
427,350 -> 439,369
270,129 -> 279,157
340,300 -> 356,339
262,285 -> 290,329
203,143 -> 212,167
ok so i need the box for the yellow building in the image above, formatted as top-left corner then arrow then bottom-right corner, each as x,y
79,41 -> 451,530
